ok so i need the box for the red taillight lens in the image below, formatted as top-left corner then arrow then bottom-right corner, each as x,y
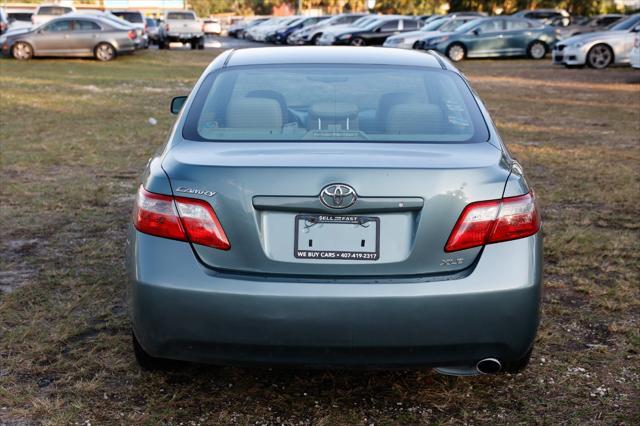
444,192 -> 540,252
133,186 -> 230,250
128,30 -> 137,40
133,187 -> 185,240
175,196 -> 230,250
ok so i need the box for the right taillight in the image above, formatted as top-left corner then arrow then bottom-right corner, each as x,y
127,30 -> 137,40
133,186 -> 230,250
445,192 -> 540,252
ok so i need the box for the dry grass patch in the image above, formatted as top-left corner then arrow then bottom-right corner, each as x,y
1,52 -> 639,424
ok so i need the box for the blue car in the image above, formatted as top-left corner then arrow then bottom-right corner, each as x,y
415,16 -> 558,61
273,16 -> 330,44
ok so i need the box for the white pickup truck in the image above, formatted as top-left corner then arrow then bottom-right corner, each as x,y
159,10 -> 204,49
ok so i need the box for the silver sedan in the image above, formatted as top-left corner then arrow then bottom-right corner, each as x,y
0,13 -> 137,61
552,14 -> 640,69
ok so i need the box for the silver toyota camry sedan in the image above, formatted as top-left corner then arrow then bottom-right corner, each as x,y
127,47 -> 542,376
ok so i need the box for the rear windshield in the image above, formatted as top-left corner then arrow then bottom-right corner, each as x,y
183,65 -> 488,143
38,6 -> 72,15
167,12 -> 196,20
9,13 -> 33,22
112,12 -> 144,23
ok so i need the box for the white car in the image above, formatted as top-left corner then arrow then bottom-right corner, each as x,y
246,17 -> 296,42
203,19 -> 221,35
6,9 -> 34,31
552,14 -> 640,69
631,31 -> 640,68
110,10 -> 148,48
31,4 -> 75,26
383,16 -> 479,49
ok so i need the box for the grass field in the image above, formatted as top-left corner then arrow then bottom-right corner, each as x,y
1,49 -> 639,424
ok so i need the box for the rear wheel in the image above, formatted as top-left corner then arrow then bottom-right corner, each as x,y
94,43 -> 115,62
350,37 -> 366,46
587,44 -> 613,69
527,41 -> 547,59
132,332 -> 166,371
197,38 -> 205,50
503,347 -> 533,374
311,33 -> 321,45
12,41 -> 33,60
446,43 -> 466,62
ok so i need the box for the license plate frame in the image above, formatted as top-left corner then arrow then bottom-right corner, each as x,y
294,214 -> 380,261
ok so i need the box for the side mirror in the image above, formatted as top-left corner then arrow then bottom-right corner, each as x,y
472,28 -> 480,36
170,96 -> 187,114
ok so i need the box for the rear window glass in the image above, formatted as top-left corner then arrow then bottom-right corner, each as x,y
38,6 -> 72,15
9,13 -> 33,22
183,65 -> 489,144
112,12 -> 144,23
167,12 -> 196,20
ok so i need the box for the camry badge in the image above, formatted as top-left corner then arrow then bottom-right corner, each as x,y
320,184 -> 357,209
175,187 -> 216,197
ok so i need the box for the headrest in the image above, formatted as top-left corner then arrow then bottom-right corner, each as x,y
226,98 -> 283,129
385,103 -> 445,134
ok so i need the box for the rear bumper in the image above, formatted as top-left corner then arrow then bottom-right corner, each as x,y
127,230 -> 542,368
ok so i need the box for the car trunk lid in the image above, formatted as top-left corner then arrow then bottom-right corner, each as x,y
161,141 -> 509,277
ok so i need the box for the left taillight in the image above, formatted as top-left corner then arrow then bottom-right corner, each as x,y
127,30 -> 137,40
444,192 -> 540,252
133,186 -> 230,250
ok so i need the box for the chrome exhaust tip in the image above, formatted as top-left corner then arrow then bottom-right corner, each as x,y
476,358 -> 502,374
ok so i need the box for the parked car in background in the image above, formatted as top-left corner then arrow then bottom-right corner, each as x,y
556,14 -> 624,39
422,11 -> 486,26
228,17 -> 269,39
552,14 -> 640,69
0,10 -> 8,35
145,17 -> 161,44
159,10 -> 204,50
273,15 -> 328,44
110,10 -> 148,48
287,13 -> 368,45
513,8 -> 570,27
203,18 -> 221,35
0,13 -> 137,61
246,16 -> 298,42
415,17 -> 557,61
318,16 -> 420,46
7,10 -> 34,31
631,31 -> 640,68
128,46 -> 542,375
384,16 -> 479,49
31,4 -> 75,26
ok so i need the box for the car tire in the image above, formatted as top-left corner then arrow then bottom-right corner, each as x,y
94,43 -> 116,62
132,331 -> 166,371
350,37 -> 366,46
503,347 -> 533,374
446,43 -> 466,62
11,41 -> 33,60
527,40 -> 547,59
197,38 -> 205,50
587,43 -> 614,69
311,34 -> 321,45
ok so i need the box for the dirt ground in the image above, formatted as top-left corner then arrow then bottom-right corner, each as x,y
1,50 -> 639,424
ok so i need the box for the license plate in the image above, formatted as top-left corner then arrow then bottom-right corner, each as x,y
294,215 -> 380,261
